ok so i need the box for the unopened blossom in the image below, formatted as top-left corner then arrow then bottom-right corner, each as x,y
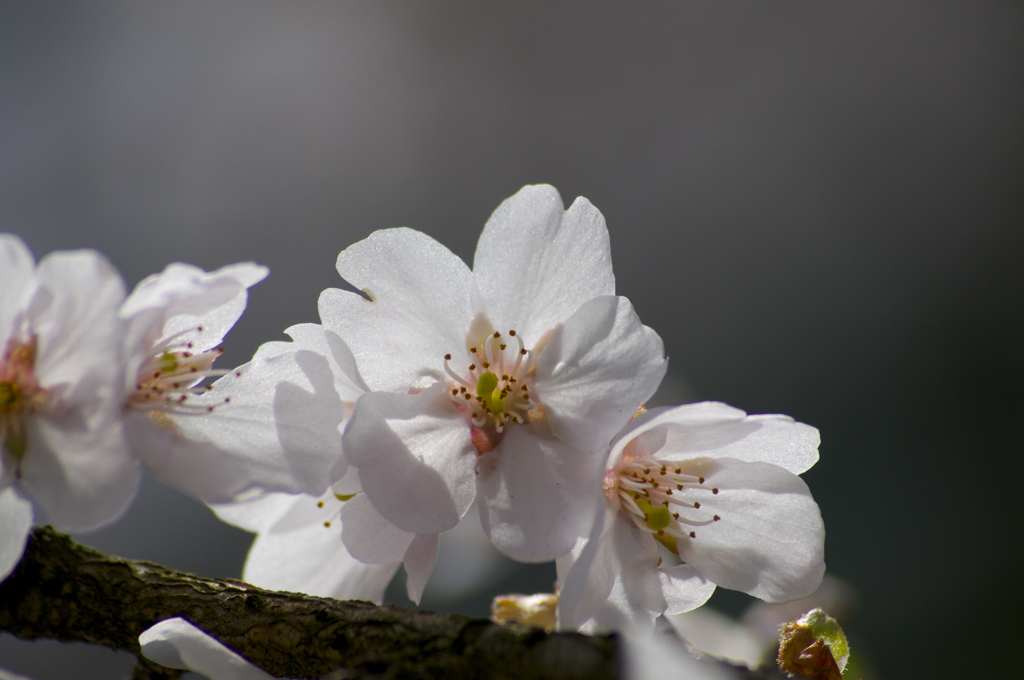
0,235 -> 137,580
557,401 -> 825,633
323,185 -> 666,562
121,266 -> 349,502
207,323 -> 439,603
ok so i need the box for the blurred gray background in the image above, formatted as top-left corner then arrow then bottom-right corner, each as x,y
2,2 -> 1022,678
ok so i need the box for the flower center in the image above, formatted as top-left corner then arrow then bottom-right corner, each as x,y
443,329 -> 537,435
0,337 -> 45,461
606,449 -> 722,555
128,325 -> 232,417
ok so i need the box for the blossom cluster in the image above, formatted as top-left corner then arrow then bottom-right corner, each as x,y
1,185 -> 825,674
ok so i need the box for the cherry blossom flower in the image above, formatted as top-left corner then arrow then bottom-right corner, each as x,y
0,235 -> 137,580
212,479 -> 440,604
120,266 -> 353,502
557,401 -> 825,633
323,185 -> 667,562
204,322 -> 440,603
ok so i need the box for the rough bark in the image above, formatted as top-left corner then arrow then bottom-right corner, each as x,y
0,526 -> 788,680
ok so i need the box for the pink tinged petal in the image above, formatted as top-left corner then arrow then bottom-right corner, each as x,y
344,384 -> 477,534
403,532 -> 440,604
536,295 -> 667,454
0,486 -> 33,581
674,457 -> 826,604
20,417 -> 139,533
320,228 -> 473,392
174,337 -> 352,499
31,250 -> 125,406
472,185 -> 615,340
341,493 -> 416,564
140,617 -> 274,680
0,235 -> 37,345
632,402 -> 819,475
477,427 -> 606,562
237,493 -> 400,603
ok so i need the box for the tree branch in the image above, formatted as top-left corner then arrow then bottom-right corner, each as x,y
0,526 -> 787,679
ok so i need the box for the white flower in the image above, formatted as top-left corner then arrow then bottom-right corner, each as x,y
203,322 -> 440,603
557,402 -> 825,633
0,235 -> 137,580
212,482 -> 440,605
324,185 -> 667,562
120,266 -> 356,503
139,618 -> 280,680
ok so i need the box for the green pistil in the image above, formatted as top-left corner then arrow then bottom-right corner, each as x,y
635,496 -> 672,531
476,371 -> 504,414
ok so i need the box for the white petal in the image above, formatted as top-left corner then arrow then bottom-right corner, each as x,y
536,296 -> 667,454
31,249 -> 125,396
623,629 -> 738,680
122,262 -> 267,353
128,414 -> 283,505
674,457 -> 826,603
343,384 -> 477,534
139,618 -> 275,680
20,417 -> 140,533
477,427 -> 606,562
621,402 -> 819,474
472,186 -> 615,341
209,491 -> 299,534
580,574 -> 658,635
403,532 -> 439,604
666,608 -> 769,669
659,564 -> 717,616
557,504 -> 649,632
0,234 -> 37,346
0,486 -> 33,581
341,493 -> 415,564
622,541 -> 668,615
173,333 -> 354,499
238,493 -> 399,603
320,228 -> 472,392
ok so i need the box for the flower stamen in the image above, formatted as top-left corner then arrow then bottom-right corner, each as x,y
128,325 -> 231,416
446,329 -> 537,437
608,454 -> 723,552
